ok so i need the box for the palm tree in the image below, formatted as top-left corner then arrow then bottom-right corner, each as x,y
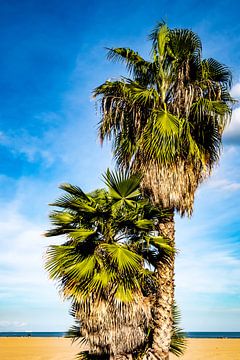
45,170 -> 175,359
93,23 -> 234,359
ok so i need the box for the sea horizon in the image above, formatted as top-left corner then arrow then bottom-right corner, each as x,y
0,331 -> 240,338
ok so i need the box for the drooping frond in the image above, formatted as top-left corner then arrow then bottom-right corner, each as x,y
201,58 -> 232,88
169,28 -> 202,61
170,304 -> 187,356
107,47 -> 151,80
139,110 -> 181,164
69,297 -> 152,356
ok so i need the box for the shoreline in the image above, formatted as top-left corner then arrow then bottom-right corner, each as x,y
1,334 -> 240,339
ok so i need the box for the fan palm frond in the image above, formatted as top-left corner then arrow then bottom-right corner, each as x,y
170,304 -> 187,356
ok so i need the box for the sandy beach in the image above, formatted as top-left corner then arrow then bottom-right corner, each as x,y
0,338 -> 239,360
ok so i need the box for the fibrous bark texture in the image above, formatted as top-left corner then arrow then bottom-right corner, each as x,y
142,161 -> 207,216
75,296 -> 151,356
146,212 -> 175,360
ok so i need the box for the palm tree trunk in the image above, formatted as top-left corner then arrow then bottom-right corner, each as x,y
147,210 -> 175,360
110,354 -> 133,360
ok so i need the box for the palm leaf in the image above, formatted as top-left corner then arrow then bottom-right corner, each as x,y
170,304 -> 187,356
201,58 -> 232,87
140,110 -> 181,164
59,183 -> 90,200
103,169 -> 141,201
101,243 -> 142,273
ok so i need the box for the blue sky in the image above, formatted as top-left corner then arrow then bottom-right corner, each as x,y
0,0 -> 240,332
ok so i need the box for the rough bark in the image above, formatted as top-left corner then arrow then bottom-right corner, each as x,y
146,210 -> 175,360
111,355 -> 133,360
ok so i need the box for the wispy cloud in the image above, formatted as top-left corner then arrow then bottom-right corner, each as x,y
175,241 -> 240,294
223,81 -> 240,145
207,178 -> 240,192
0,128 -> 55,166
230,82 -> 240,99
0,321 -> 27,331
224,106 -> 240,145
0,181 -> 72,331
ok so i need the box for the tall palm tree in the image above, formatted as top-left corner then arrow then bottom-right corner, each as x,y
93,23 -> 234,359
45,171 -> 175,359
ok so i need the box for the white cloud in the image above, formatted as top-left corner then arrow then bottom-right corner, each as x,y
207,178 -> 240,192
0,321 -> 27,329
0,129 -> 55,166
0,181 -> 73,331
224,106 -> 240,144
222,81 -> 240,144
175,246 -> 240,294
0,203 -> 50,297
230,82 -> 240,99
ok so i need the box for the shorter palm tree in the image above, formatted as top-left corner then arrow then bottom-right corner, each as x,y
45,171 -> 183,359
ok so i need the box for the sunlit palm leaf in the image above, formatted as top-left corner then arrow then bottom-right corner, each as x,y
103,169 -> 141,201
170,303 -> 187,356
140,110 -> 181,163
67,229 -> 96,241
101,243 -> 142,273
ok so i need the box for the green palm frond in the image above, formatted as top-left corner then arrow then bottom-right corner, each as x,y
103,169 -> 141,202
107,48 -> 150,77
191,98 -> 231,119
65,255 -> 99,280
170,304 -> 187,356
67,229 -> 96,242
148,236 -> 173,251
45,245 -> 79,280
134,219 -> 153,230
49,193 -> 78,210
114,285 -> 136,302
127,81 -> 159,106
149,21 -> 168,51
201,58 -> 232,87
101,243 -> 142,274
169,28 -> 202,60
59,183 -> 90,200
107,47 -> 146,65
140,110 -> 181,164
49,211 -> 75,226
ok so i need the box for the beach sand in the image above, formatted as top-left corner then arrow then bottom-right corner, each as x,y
0,338 -> 240,360
171,339 -> 240,360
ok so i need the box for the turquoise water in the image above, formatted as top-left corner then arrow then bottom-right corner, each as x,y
0,332 -> 240,338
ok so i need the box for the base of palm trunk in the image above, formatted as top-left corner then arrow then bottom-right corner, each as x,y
143,348 -> 169,360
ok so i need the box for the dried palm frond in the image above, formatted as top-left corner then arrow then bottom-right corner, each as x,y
70,295 -> 152,355
140,159 -> 208,216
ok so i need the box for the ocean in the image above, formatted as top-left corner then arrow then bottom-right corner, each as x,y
187,332 -> 240,338
0,332 -> 240,338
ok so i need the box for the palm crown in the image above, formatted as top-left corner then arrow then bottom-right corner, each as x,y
94,23 -> 235,215
45,171 -> 172,356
